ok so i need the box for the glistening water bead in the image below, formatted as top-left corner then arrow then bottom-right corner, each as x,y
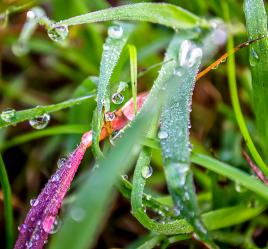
0,108 -> 16,122
112,92 -> 124,105
29,113 -> 50,129
158,131 -> 168,139
108,24 -> 123,39
104,111 -> 115,121
141,166 -> 153,179
47,25 -> 69,42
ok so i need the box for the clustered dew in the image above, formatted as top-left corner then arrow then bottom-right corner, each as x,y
29,113 -> 50,129
0,108 -> 16,122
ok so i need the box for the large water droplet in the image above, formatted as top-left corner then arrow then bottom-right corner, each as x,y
30,198 -> 39,207
187,47 -> 203,67
29,113 -> 50,129
141,166 -> 153,179
70,207 -> 85,222
47,25 -> 69,42
158,131 -> 168,139
1,108 -> 16,122
112,92 -> 124,105
108,24 -> 123,39
179,40 -> 192,67
104,111 -> 115,121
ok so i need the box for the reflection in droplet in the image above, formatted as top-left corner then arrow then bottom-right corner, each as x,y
142,166 -> 153,179
112,92 -> 124,105
1,108 -> 16,122
29,113 -> 50,129
47,25 -> 69,42
108,24 -> 123,39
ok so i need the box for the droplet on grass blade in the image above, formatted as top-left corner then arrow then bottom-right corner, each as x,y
70,207 -> 86,222
47,25 -> 69,42
30,198 -> 39,207
0,108 -> 16,122
104,111 -> 115,121
112,92 -> 124,104
29,113 -> 50,129
158,131 -> 168,139
57,157 -> 67,168
108,24 -> 123,39
141,166 -> 153,179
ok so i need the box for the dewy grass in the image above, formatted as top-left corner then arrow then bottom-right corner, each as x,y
2,1 -> 268,249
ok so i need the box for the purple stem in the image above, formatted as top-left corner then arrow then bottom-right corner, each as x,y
14,143 -> 87,249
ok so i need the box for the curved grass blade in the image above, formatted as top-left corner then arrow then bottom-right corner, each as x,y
0,95 -> 94,129
0,154 -> 14,249
244,0 -> 268,156
92,22 -> 134,158
55,3 -> 207,30
159,37 -> 216,247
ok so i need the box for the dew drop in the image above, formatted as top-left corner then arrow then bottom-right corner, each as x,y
70,207 -> 85,222
117,81 -> 128,92
141,166 -> 153,179
187,47 -> 203,67
179,40 -> 192,67
104,111 -> 115,121
49,216 -> 61,234
103,43 -> 109,51
29,113 -> 50,129
250,47 -> 259,67
47,25 -> 69,42
18,224 -> 27,233
121,174 -> 128,180
51,174 -> 60,182
235,182 -> 246,193
112,92 -> 124,105
25,241 -> 32,248
0,108 -> 16,122
32,234 -> 39,241
30,198 -> 39,207
108,24 -> 123,39
158,131 -> 168,139
109,130 -> 120,145
26,7 -> 45,20
57,157 -> 67,168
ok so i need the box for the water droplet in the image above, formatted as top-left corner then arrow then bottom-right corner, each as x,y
47,25 -> 69,42
26,10 -> 36,19
141,166 -> 153,179
49,217 -> 61,234
29,113 -> 50,129
117,81 -> 128,92
250,47 -> 259,67
26,7 -> 45,20
179,40 -> 192,67
25,241 -> 32,248
112,92 -> 124,105
12,42 -> 29,56
57,157 -> 67,168
235,182 -> 246,193
158,131 -> 168,139
173,68 -> 183,77
108,24 -> 123,39
70,207 -> 85,222
104,111 -> 115,121
32,234 -> 39,241
1,108 -> 16,122
30,198 -> 39,207
187,47 -> 203,67
18,224 -> 27,233
121,174 -> 128,180
51,174 -> 60,182
109,130 -> 120,145
103,43 -> 109,51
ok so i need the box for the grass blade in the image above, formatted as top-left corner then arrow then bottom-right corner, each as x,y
92,22 -> 134,158
55,3 -> 207,30
128,44 -> 138,114
0,95 -> 94,129
0,154 -> 14,249
222,2 -> 268,176
244,0 -> 268,156
159,36 -> 215,247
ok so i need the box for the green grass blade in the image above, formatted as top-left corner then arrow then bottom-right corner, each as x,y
128,44 -> 138,114
244,0 -> 268,156
0,95 -> 94,129
191,153 -> 268,200
92,22 -> 134,158
0,154 -> 14,249
136,235 -> 164,249
55,3 -> 207,30
1,125 -> 87,150
222,2 -> 268,176
159,36 -> 215,247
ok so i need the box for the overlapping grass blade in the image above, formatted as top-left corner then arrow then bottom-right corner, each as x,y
92,22 -> 134,158
0,95 -> 94,129
55,3 -> 207,30
244,0 -> 268,158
